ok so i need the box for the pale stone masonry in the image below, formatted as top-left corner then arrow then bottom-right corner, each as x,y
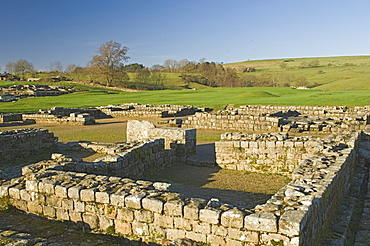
0,128 -> 57,163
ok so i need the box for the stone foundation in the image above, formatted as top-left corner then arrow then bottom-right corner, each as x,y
0,128 -> 57,163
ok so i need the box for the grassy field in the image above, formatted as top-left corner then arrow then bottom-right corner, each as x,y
1,85 -> 370,113
225,55 -> 370,90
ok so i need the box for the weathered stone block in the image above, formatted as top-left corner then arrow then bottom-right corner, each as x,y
125,194 -> 144,209
74,200 -> 85,212
115,219 -> 132,235
68,186 -> 82,199
279,210 -> 305,237
212,224 -> 228,237
83,213 -> 99,229
117,207 -> 134,222
261,233 -> 290,245
199,208 -> 221,224
228,228 -> 259,243
221,208 -> 245,228
99,216 -> 114,231
46,196 -> 62,207
207,234 -> 226,245
43,206 -> 56,218
56,208 -> 70,221
25,180 -> 38,192
154,213 -> 174,228
69,211 -> 82,223
164,200 -> 184,216
27,201 -> 43,214
110,193 -> 126,207
61,198 -> 74,210
225,238 -> 244,246
184,204 -> 199,220
132,221 -> 149,236
174,217 -> 192,230
186,231 -> 207,243
55,185 -> 68,198
134,209 -> 153,223
142,197 -> 164,213
19,190 -> 31,202
192,221 -> 211,234
80,189 -> 96,202
43,183 -> 56,195
166,228 -> 186,240
244,212 -> 277,233
8,187 -> 20,199
96,191 -> 110,204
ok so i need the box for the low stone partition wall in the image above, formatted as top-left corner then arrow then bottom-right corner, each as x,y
0,128 -> 57,163
59,139 -> 178,179
127,120 -> 196,157
99,103 -> 198,118
23,112 -> 95,125
47,106 -> 110,119
0,130 -> 362,245
216,133 -> 318,175
182,112 -> 282,132
0,113 -> 23,123
234,105 -> 370,118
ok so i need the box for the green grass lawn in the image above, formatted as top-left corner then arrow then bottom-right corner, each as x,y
1,86 -> 369,113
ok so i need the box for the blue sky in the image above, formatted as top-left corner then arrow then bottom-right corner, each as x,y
1,0 -> 370,71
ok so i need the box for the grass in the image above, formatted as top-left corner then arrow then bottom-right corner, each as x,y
1,86 -> 370,113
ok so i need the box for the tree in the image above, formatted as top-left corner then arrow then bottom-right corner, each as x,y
6,59 -> 35,79
5,62 -> 16,73
65,64 -> 78,73
88,41 -> 130,86
49,61 -> 64,72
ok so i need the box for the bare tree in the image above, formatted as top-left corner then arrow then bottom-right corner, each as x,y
88,41 -> 130,86
6,59 -> 35,79
49,61 -> 64,72
5,62 -> 16,73
65,64 -> 78,73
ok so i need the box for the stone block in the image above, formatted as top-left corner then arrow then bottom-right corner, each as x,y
228,228 -> 259,243
125,194 -> 144,209
115,219 -> 132,235
68,186 -> 82,199
261,233 -> 290,245
46,196 -> 62,207
56,208 -> 70,221
244,212 -> 277,233
55,185 -> 68,198
30,192 -> 45,204
80,189 -> 96,202
166,228 -> 186,240
25,180 -> 38,192
70,212 -> 82,223
142,197 -> 164,213
279,210 -> 305,237
225,238 -> 244,246
174,217 -> 192,230
117,207 -> 134,222
132,221 -> 149,236
83,213 -> 99,230
96,191 -> 110,204
192,221 -> 211,234
199,208 -> 221,224
0,185 -> 10,197
186,231 -> 207,243
27,201 -> 43,214
61,198 -> 74,210
43,183 -> 56,195
221,208 -> 245,228
110,193 -> 127,207
154,213 -> 174,228
8,187 -> 20,199
207,234 -> 226,245
19,190 -> 31,202
43,206 -> 56,218
134,209 -> 154,223
99,216 -> 114,231
74,200 -> 85,212
212,224 -> 228,237
164,200 -> 184,216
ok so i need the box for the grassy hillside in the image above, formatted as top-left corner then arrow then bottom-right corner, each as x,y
224,56 -> 370,90
1,85 -> 370,113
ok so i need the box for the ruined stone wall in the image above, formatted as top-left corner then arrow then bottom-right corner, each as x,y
23,113 -> 95,125
127,120 -> 196,157
0,113 -> 23,123
47,107 -> 109,119
182,112 -> 282,132
215,133 -> 318,175
58,139 -> 178,179
99,104 -> 198,118
0,128 -> 57,163
234,105 -> 370,118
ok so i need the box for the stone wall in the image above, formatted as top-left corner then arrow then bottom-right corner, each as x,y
23,113 -> 95,125
215,133 -> 318,175
0,113 -> 23,123
182,112 -> 282,132
0,130 -> 361,245
99,103 -> 198,118
56,139 -> 178,179
127,120 -> 196,157
0,128 -> 57,163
